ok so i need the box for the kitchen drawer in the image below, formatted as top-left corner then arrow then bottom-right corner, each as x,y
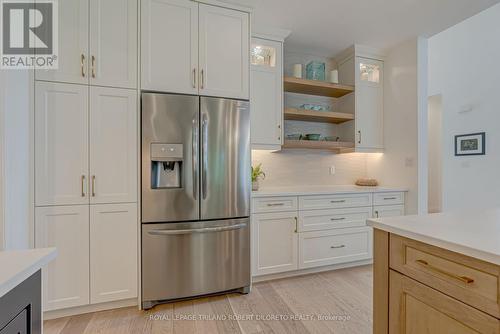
299,193 -> 372,210
389,270 -> 500,334
0,309 -> 28,334
299,227 -> 373,269
252,196 -> 298,213
390,234 -> 500,318
298,207 -> 372,232
373,192 -> 404,206
373,205 -> 405,218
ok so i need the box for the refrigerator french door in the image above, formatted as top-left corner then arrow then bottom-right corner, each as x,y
141,93 -> 251,309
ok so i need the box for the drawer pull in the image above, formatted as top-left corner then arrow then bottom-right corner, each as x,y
330,200 -> 346,203
416,259 -> 474,284
330,245 -> 346,249
384,197 -> 397,200
330,217 -> 346,221
267,203 -> 285,207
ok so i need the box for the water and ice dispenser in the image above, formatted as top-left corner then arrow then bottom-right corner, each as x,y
150,144 -> 183,189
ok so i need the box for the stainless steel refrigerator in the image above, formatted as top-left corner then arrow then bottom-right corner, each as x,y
141,93 -> 251,309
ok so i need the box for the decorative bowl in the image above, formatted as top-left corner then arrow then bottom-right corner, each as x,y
304,134 -> 321,141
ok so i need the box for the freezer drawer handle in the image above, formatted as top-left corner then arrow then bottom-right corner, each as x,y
383,197 -> 397,200
147,223 -> 247,236
330,200 -> 346,203
330,217 -> 346,221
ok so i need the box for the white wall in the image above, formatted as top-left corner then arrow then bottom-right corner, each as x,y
429,3 -> 500,211
0,70 -> 32,249
367,38 -> 422,214
428,95 -> 443,213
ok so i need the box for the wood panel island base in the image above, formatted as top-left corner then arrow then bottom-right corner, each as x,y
369,211 -> 500,334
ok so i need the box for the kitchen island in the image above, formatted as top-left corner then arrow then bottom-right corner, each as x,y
0,248 -> 56,334
368,210 -> 500,334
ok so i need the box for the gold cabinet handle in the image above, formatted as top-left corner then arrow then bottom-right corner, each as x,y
81,54 -> 86,77
81,175 -> 86,197
415,259 -> 474,284
294,217 -> 298,233
91,175 -> 96,197
200,69 -> 204,89
91,55 -> 96,78
192,68 -> 196,88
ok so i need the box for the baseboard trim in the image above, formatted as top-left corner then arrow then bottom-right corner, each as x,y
252,259 -> 373,283
43,298 -> 138,320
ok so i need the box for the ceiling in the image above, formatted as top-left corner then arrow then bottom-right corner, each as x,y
222,0 -> 500,56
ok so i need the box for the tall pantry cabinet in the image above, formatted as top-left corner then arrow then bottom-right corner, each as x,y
34,0 -> 138,312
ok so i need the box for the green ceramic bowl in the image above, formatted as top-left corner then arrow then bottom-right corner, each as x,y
286,134 -> 302,140
304,134 -> 321,141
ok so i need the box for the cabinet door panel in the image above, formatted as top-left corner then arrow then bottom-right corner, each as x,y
373,205 -> 405,218
355,57 -> 383,149
90,204 -> 137,304
252,212 -> 298,276
35,82 -> 89,206
35,206 -> 90,311
90,87 -> 137,204
250,38 -> 282,147
389,270 -> 499,334
36,0 -> 89,84
199,4 -> 249,99
90,0 -> 138,88
141,0 -> 198,94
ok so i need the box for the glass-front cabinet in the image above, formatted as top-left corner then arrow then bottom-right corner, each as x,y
250,38 -> 283,149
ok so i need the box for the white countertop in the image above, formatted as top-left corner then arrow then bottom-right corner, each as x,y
0,248 -> 57,298
368,209 -> 500,265
252,185 -> 408,197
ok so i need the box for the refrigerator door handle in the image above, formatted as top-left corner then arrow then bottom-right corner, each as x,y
147,223 -> 247,236
201,113 -> 208,200
192,117 -> 198,200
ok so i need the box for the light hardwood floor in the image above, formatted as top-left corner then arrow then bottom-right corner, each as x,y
44,265 -> 372,334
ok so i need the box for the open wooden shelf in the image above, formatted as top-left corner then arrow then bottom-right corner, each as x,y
284,107 -> 354,124
283,140 -> 355,153
284,76 -> 354,98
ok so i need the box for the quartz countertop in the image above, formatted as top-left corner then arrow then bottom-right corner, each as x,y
368,209 -> 500,265
0,248 -> 57,298
252,185 -> 408,197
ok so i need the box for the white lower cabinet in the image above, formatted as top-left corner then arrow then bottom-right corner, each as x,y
252,211 -> 298,276
298,227 -> 373,269
373,205 -> 405,218
35,206 -> 90,311
252,191 -> 406,277
35,203 -> 138,311
90,203 -> 137,304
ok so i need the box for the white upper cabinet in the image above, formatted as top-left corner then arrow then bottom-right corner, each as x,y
90,203 -> 137,304
90,0 -> 138,88
90,87 -> 137,204
199,4 -> 249,99
36,0 -> 138,89
250,38 -> 282,149
355,56 -> 384,150
141,0 -> 198,94
36,0 -> 89,84
35,82 -> 89,206
35,205 -> 90,311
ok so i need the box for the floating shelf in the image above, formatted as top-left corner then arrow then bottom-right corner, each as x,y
284,107 -> 354,124
284,76 -> 354,98
283,140 -> 355,153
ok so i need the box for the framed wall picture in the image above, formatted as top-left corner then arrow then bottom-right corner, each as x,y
455,132 -> 485,156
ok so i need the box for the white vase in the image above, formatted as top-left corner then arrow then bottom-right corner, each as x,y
252,180 -> 259,191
